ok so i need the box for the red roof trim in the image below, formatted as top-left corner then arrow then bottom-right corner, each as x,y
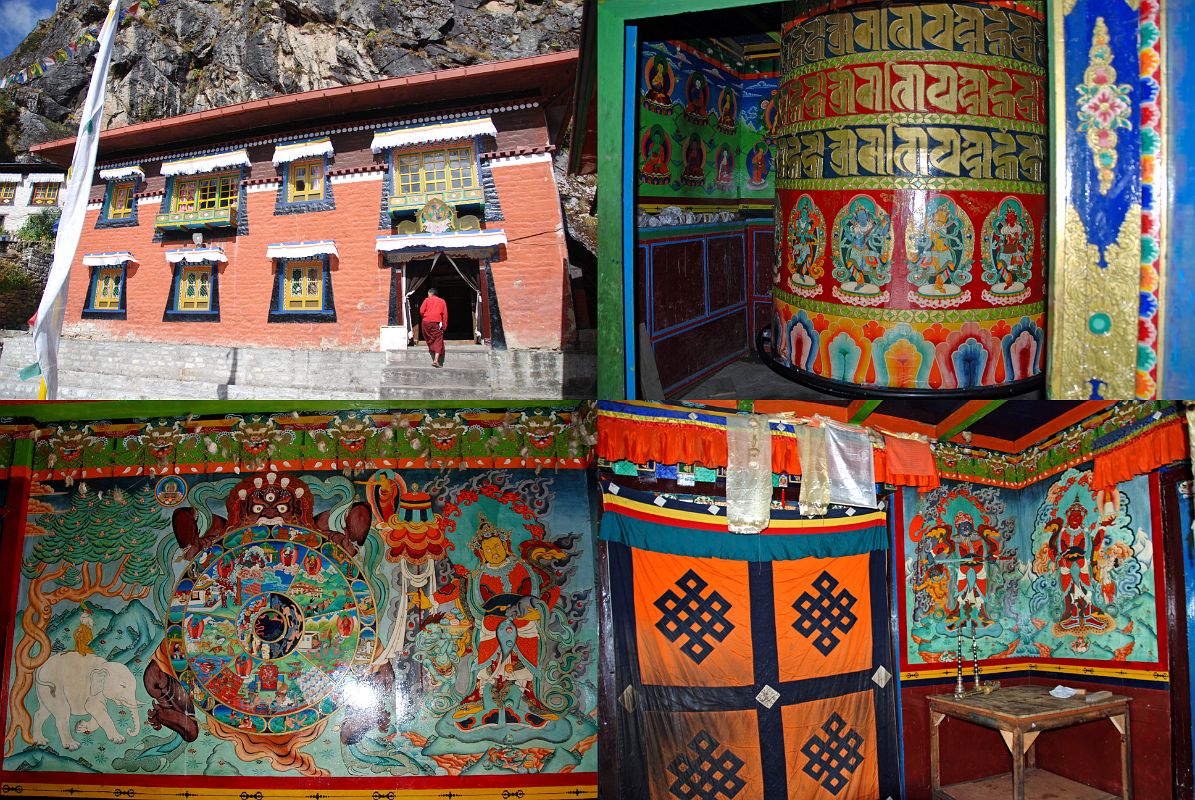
31,50 -> 579,166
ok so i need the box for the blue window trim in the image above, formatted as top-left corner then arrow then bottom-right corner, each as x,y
162,260 -> 221,322
267,255 -> 336,323
95,178 -> 142,229
274,154 -> 335,215
81,262 -> 128,320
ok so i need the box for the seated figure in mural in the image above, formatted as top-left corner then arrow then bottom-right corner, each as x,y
455,514 -> 558,729
1044,500 -> 1109,632
681,136 -> 706,186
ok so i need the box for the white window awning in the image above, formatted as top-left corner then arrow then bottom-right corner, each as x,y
375,230 -> 506,260
370,117 -> 497,153
161,149 -> 251,177
165,247 -> 228,264
82,252 -> 136,267
0,174 -> 21,183
99,166 -> 145,182
272,138 -> 334,165
266,240 -> 339,260
28,173 -> 65,183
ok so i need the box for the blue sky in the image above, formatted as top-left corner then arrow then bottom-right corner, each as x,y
0,0 -> 56,60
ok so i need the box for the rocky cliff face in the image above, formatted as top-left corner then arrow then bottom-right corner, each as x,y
1,0 -> 583,152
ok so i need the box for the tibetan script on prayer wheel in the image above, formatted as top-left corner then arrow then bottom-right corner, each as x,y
771,0 -> 1047,394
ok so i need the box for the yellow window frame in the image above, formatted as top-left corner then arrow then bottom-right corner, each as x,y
0,183 -> 15,205
284,260 -> 323,311
92,268 -> 123,310
31,183 -> 59,206
288,158 -> 325,202
172,172 -> 239,213
177,266 -> 212,311
108,182 -> 134,219
395,145 -> 477,196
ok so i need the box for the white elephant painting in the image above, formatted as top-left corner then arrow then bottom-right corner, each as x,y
31,651 -> 141,751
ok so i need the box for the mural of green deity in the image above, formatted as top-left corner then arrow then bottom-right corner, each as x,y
905,196 -> 975,309
831,194 -> 894,306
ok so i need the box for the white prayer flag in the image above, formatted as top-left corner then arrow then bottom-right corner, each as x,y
30,0 -> 123,399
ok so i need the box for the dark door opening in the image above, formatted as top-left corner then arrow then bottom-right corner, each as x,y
405,258 -> 481,343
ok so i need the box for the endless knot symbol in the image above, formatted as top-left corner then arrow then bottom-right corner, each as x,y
800,712 -> 864,795
667,730 -> 746,800
654,569 -> 735,664
792,571 -> 858,656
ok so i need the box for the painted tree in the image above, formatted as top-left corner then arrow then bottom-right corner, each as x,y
5,484 -> 164,754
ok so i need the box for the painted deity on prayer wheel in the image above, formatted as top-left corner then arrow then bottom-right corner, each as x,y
768,0 -> 1047,395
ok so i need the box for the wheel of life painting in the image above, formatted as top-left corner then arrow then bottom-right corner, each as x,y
166,524 -> 378,735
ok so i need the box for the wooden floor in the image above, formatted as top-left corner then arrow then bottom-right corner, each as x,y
936,768 -> 1119,799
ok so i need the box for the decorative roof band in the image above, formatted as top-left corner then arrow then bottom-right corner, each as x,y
160,149 -> 251,177
81,252 -> 136,267
98,165 -> 145,181
371,117 -> 497,153
164,247 -> 228,264
266,241 -> 339,260
272,137 -> 334,166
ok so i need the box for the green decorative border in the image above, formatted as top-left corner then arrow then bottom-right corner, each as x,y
0,405 -> 596,473
773,291 -> 1044,323
936,401 -> 1180,486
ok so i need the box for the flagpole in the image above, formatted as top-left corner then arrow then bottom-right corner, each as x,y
28,0 -> 123,400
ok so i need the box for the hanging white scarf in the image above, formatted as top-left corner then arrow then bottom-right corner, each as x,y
725,413 -> 772,533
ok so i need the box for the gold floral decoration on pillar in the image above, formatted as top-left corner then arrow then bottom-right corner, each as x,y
1076,18 -> 1133,195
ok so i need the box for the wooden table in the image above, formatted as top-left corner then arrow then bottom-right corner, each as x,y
928,685 -> 1131,800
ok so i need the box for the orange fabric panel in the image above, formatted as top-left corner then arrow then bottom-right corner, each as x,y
632,549 -> 756,687
782,690 -> 879,800
598,415 -> 729,468
1092,420 -> 1187,492
773,554 -> 873,683
774,435 -> 802,474
644,709 -> 764,800
882,434 -> 940,491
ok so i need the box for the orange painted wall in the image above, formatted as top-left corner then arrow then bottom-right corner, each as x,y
488,157 -> 574,350
64,178 -> 392,350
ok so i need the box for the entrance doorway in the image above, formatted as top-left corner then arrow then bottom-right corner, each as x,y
400,256 -> 483,344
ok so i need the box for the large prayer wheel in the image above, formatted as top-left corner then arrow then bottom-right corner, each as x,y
768,0 -> 1047,395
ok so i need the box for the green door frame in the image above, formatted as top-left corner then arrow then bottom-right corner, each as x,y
596,0 -> 772,400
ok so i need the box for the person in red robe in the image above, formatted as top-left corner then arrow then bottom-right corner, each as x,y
419,287 -> 448,367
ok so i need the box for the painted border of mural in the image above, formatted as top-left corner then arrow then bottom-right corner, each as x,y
893,468 -> 1171,686
1048,0 -> 1165,399
935,400 -> 1179,488
0,407 -> 597,481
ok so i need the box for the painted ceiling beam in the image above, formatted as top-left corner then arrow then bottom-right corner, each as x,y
848,400 -> 883,424
938,401 -> 1006,442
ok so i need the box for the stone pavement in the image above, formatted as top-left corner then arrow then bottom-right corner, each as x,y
676,355 -> 1045,401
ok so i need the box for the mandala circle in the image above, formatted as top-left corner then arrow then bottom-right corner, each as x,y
166,524 -> 378,735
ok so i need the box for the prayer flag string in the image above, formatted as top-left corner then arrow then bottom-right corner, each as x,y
0,2 -> 141,91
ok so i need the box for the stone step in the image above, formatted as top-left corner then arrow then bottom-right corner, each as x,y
380,384 -> 496,401
385,351 -> 491,368
381,365 -> 489,387
222,385 -> 380,401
